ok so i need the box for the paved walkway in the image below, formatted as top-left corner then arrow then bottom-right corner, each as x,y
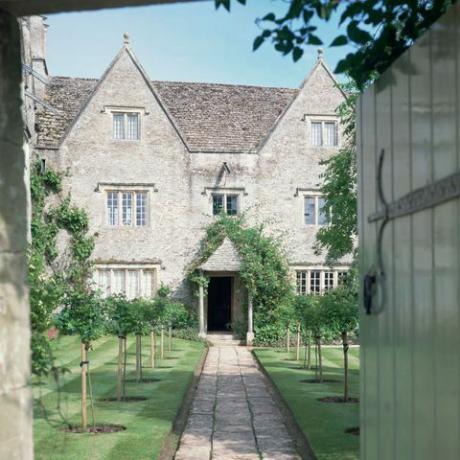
175,346 -> 301,460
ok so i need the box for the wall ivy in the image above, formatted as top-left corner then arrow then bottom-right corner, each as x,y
188,215 -> 294,344
29,161 -> 95,376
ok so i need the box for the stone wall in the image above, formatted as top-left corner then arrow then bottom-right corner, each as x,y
0,10 -> 33,460
38,45 -> 349,307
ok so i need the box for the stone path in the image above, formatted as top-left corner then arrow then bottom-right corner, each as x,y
175,346 -> 301,460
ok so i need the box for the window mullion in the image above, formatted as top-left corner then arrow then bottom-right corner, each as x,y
315,196 -> 319,225
133,192 -> 137,227
110,269 -> 114,295
139,268 -> 144,297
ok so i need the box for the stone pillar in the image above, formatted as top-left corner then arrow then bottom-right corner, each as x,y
0,10 -> 33,460
198,271 -> 206,339
246,294 -> 254,346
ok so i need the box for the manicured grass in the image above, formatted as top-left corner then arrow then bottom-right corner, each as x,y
33,335 -> 205,460
254,346 -> 359,460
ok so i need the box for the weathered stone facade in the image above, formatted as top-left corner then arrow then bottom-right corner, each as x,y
34,34 -> 349,334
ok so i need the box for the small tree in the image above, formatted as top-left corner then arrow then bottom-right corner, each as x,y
322,273 -> 359,401
127,298 -> 151,383
143,296 -> 163,368
153,284 -> 190,356
57,290 -> 106,430
299,295 -> 327,382
105,294 -> 132,400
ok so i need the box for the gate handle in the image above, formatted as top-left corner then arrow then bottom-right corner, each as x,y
363,273 -> 376,315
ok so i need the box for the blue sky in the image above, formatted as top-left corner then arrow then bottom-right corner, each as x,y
46,0 -> 353,88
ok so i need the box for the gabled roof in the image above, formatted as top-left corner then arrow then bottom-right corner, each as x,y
35,76 -> 298,152
199,237 -> 242,272
36,76 -> 98,149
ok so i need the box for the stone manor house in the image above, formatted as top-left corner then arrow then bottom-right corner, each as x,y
27,17 -> 349,341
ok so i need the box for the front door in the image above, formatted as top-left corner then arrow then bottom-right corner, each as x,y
207,277 -> 232,331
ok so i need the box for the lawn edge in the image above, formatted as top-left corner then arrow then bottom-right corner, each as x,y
251,348 -> 318,460
157,343 -> 209,460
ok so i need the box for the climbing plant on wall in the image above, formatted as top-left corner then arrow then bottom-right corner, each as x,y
188,215 -> 294,344
29,161 -> 96,378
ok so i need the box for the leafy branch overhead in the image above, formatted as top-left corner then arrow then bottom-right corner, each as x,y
216,0 -> 456,88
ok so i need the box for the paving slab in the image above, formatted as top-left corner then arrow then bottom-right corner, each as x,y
174,346 -> 301,460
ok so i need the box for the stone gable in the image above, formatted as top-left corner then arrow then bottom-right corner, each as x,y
199,237 -> 242,272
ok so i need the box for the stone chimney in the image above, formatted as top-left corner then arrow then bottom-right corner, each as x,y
26,16 -> 48,100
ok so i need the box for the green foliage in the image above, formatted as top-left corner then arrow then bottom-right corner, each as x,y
189,214 -> 293,343
103,287 -> 195,339
321,286 -> 359,337
29,161 -> 96,375
104,294 -> 132,337
56,291 -> 106,343
321,266 -> 359,337
218,0 -> 456,89
295,294 -> 328,339
294,266 -> 359,342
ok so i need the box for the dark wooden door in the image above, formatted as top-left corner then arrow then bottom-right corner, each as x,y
207,277 -> 232,331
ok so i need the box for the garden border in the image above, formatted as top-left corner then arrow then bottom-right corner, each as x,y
157,344 -> 209,460
251,348 -> 317,460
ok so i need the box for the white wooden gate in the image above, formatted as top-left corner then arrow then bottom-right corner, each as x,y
358,3 -> 460,459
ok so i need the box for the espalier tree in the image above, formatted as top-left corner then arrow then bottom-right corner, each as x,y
29,162 -> 96,383
30,161 -> 103,430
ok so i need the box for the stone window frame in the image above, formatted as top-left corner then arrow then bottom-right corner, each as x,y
202,187 -> 247,217
97,183 -> 156,228
295,189 -> 330,227
93,263 -> 160,299
292,266 -> 349,295
103,105 -> 148,142
305,114 -> 339,148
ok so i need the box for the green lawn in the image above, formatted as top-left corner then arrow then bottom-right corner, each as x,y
33,335 -> 205,460
254,346 -> 359,460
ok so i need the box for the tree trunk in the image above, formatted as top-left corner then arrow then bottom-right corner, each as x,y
168,326 -> 172,352
303,342 -> 308,369
80,342 -> 87,430
122,337 -> 127,399
86,346 -> 96,430
314,340 -> 318,381
149,330 -> 155,368
160,325 -> 164,360
316,336 -> 323,383
342,331 -> 349,402
135,335 -> 142,383
286,326 -> 290,353
295,322 -> 301,361
307,338 -> 311,369
116,336 -> 124,401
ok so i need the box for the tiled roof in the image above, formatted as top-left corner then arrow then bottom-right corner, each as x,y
199,237 -> 242,272
35,76 -> 298,152
36,76 -> 98,149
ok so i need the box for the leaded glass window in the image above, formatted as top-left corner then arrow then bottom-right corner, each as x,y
212,193 -> 239,216
136,192 -> 147,226
107,191 -> 119,226
310,271 -> 321,294
112,112 -> 140,140
310,120 -> 338,147
311,121 -> 322,146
